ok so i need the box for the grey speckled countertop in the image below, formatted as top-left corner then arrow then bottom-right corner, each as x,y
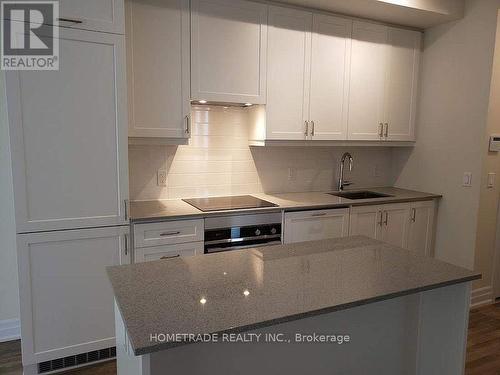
130,187 -> 442,222
107,236 -> 479,356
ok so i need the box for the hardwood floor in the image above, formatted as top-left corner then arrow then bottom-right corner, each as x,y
1,303 -> 500,374
466,302 -> 500,375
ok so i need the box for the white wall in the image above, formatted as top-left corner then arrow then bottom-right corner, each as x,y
0,73 -> 20,324
393,0 -> 500,270
474,11 -> 500,301
129,105 -> 395,200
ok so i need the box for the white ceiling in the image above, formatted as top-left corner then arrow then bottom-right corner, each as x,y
273,0 -> 465,29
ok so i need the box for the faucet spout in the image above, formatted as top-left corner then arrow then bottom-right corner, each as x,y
338,152 -> 354,191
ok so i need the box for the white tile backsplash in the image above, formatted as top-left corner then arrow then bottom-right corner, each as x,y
129,106 -> 396,201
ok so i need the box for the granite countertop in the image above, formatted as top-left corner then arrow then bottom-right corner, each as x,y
107,236 -> 479,356
130,187 -> 442,222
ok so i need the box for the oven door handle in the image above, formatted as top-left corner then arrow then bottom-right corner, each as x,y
206,240 -> 282,253
205,234 -> 281,246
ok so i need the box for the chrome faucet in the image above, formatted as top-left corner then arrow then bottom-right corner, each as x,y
338,152 -> 353,191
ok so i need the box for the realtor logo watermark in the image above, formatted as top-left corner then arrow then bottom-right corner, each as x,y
1,1 -> 59,70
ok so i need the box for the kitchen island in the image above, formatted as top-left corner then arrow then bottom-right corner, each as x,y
107,236 -> 479,375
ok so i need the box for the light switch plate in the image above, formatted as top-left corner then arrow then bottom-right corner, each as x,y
463,172 -> 472,187
488,173 -> 495,188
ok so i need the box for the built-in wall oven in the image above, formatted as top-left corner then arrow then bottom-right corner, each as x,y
204,213 -> 282,254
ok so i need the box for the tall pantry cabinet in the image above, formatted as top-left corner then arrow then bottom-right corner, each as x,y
5,1 -> 130,371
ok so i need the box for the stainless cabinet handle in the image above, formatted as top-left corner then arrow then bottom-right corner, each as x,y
160,231 -> 181,237
384,123 -> 389,138
311,212 -> 327,217
379,123 -> 384,137
411,208 -> 416,222
311,121 -> 315,136
160,254 -> 180,260
124,234 -> 129,256
185,115 -> 191,135
384,211 -> 388,226
377,211 -> 383,226
124,199 -> 129,221
57,17 -> 83,24
304,121 -> 309,137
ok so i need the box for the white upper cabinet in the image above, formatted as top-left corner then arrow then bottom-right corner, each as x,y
384,27 -> 421,141
57,0 -> 125,33
6,28 -> 129,233
126,0 -> 191,139
4,0 -> 125,34
191,0 -> 267,104
348,21 -> 388,141
309,14 -> 352,140
348,21 -> 421,141
266,6 -> 312,140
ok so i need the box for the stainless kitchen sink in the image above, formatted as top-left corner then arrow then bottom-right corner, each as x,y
329,190 -> 393,200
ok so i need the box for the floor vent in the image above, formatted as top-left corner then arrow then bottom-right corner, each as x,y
37,347 -> 116,374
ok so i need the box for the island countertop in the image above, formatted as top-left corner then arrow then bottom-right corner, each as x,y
107,236 -> 479,356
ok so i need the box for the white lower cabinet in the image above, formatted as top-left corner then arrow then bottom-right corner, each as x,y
284,208 -> 349,244
133,219 -> 204,248
133,219 -> 205,263
17,226 -> 130,365
379,203 -> 411,248
350,200 -> 436,254
348,205 -> 382,240
407,201 -> 435,256
135,242 -> 204,263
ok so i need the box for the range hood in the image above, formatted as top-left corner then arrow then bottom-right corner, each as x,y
190,100 -> 255,108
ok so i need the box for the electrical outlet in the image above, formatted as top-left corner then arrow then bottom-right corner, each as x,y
463,172 -> 472,187
373,164 -> 381,177
157,170 -> 167,187
288,167 -> 296,181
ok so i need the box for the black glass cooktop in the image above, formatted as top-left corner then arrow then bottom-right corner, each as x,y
182,195 -> 278,212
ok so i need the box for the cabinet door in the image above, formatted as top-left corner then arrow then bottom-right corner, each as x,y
267,6 -> 312,140
349,205 -> 383,240
6,28 -> 129,233
191,0 -> 267,104
309,14 -> 351,140
284,208 -> 349,244
17,226 -> 130,365
347,21 -> 387,140
407,201 -> 435,256
380,203 -> 410,248
126,0 -> 190,138
135,242 -> 204,263
384,28 -> 421,141
4,0 -> 125,34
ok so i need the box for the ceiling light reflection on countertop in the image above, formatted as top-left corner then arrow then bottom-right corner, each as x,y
243,290 -> 250,297
200,297 -> 207,305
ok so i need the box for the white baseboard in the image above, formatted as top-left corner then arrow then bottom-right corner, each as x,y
471,286 -> 494,308
0,318 -> 20,342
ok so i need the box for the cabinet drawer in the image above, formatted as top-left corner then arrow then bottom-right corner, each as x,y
133,219 -> 204,248
134,242 -> 204,263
